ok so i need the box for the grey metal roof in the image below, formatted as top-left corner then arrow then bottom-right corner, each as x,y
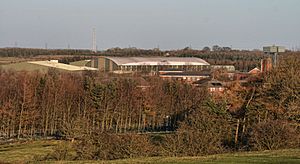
101,57 -> 210,66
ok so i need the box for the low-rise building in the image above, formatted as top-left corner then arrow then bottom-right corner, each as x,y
248,67 -> 261,75
193,78 -> 225,93
159,70 -> 211,82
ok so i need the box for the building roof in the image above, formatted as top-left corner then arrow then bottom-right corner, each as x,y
101,57 -> 210,66
193,78 -> 225,87
29,61 -> 98,71
248,67 -> 261,74
193,77 -> 212,85
160,70 -> 211,77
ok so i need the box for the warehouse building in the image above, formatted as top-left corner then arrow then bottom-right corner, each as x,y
88,56 -> 211,73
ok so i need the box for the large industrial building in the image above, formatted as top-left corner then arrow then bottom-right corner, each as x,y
88,56 -> 211,73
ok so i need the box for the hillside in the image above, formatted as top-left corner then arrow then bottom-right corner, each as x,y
0,140 -> 299,163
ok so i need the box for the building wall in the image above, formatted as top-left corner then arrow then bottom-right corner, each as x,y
97,57 -> 107,71
92,57 -> 118,71
111,64 -> 210,73
211,65 -> 235,72
160,75 -> 209,82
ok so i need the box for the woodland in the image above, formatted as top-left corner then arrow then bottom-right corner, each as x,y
0,49 -> 299,160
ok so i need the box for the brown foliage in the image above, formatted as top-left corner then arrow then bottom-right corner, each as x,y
75,132 -> 156,160
1,53 -> 300,160
161,105 -> 231,156
46,142 -> 74,161
250,120 -> 300,150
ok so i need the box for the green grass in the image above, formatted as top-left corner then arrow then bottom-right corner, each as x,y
0,62 -> 50,72
101,150 -> 300,164
0,57 -> 27,65
70,60 -> 89,67
0,62 -> 84,73
0,140 -> 299,163
0,140 -> 59,163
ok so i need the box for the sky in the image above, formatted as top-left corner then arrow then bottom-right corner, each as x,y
0,0 -> 300,50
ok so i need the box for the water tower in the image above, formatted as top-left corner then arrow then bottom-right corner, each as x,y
263,45 -> 285,66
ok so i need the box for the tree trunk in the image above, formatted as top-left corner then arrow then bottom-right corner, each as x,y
18,84 -> 26,139
138,106 -> 142,132
234,119 -> 240,145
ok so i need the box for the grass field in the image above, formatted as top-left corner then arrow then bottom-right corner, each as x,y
0,140 -> 59,163
0,57 -> 28,65
0,62 -> 50,72
0,140 -> 299,163
70,60 -> 90,67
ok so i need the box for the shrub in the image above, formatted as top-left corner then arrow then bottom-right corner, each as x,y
75,132 -> 157,160
33,142 -> 75,161
250,120 -> 299,150
160,106 -> 231,156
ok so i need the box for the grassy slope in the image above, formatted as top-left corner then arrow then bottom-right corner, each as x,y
0,140 -> 59,163
0,140 -> 299,163
106,150 -> 300,164
0,62 -> 85,73
0,62 -> 50,73
0,57 -> 28,65
69,60 -> 89,67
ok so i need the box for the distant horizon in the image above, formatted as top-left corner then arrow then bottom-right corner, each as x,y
1,45 -> 298,52
0,45 -> 269,51
1,0 -> 299,50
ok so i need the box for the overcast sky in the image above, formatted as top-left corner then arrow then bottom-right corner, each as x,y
0,0 -> 300,50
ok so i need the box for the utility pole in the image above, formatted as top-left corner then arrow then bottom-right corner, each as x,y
274,52 -> 278,67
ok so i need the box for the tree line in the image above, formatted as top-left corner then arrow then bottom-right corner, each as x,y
0,69 -> 205,139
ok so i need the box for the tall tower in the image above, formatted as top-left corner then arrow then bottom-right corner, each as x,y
263,45 -> 285,67
92,28 -> 97,53
261,57 -> 272,72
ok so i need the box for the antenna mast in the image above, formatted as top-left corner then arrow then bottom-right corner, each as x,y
92,28 -> 97,53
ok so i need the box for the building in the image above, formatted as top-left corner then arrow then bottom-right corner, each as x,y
193,78 -> 225,93
88,56 -> 210,73
248,67 -> 261,75
263,45 -> 285,54
159,70 -> 211,83
211,65 -> 235,72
